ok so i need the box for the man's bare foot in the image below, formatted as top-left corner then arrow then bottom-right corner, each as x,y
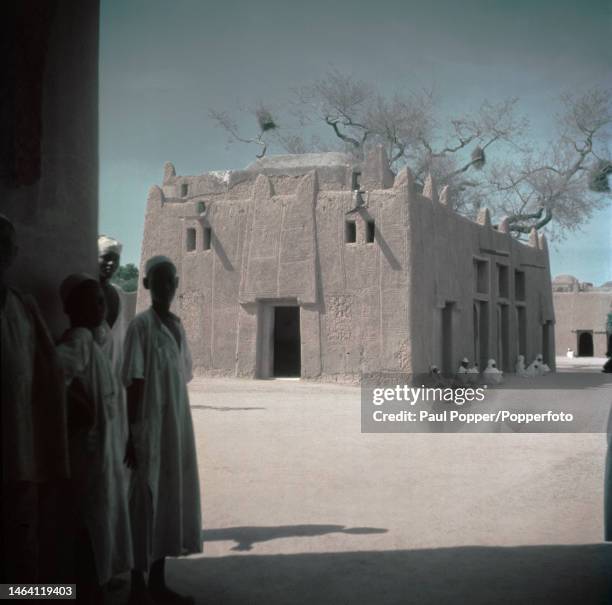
148,584 -> 195,605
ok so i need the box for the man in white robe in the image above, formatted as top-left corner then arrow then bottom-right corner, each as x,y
122,256 -> 201,605
98,234 -> 129,444
56,274 -> 133,598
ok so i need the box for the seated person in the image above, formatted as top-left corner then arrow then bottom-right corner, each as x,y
515,355 -> 528,377
483,358 -> 503,384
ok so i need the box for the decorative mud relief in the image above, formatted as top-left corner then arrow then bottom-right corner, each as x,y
395,340 -> 412,371
326,295 -> 353,342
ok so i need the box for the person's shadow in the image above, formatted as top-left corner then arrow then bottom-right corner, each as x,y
202,524 -> 387,551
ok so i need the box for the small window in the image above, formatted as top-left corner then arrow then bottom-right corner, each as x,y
351,171 -> 362,190
345,220 -> 356,244
203,227 -> 212,250
474,259 -> 488,294
197,201 -> 206,215
497,264 -> 509,298
181,183 -> 189,197
366,220 -> 375,243
186,228 -> 196,251
515,270 -> 526,301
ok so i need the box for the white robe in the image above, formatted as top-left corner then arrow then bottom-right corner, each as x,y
56,327 -> 133,584
98,284 -> 130,444
122,308 -> 202,571
1,288 -> 69,482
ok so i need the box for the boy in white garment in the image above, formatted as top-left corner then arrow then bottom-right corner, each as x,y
122,256 -> 201,605
56,274 -> 133,602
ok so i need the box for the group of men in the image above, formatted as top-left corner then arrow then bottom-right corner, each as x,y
1,215 -> 201,604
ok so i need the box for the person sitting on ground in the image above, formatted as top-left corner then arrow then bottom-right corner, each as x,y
122,256 -> 201,605
535,353 -> 551,374
466,361 -> 480,385
483,358 -> 503,384
566,348 -> 575,359
0,214 -> 69,583
56,274 -> 133,603
515,355 -> 528,377
455,357 -> 470,384
525,356 -> 542,377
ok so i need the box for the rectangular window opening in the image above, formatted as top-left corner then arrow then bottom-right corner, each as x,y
497,264 -> 509,298
366,220 -> 375,243
203,227 -> 212,250
345,220 -> 356,244
181,183 -> 189,197
515,270 -> 526,301
474,259 -> 488,294
351,171 -> 362,190
186,227 -> 196,251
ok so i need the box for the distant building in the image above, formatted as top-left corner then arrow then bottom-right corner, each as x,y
137,147 -> 555,381
552,275 -> 612,357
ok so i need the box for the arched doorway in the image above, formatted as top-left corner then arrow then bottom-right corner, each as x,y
577,331 -> 594,357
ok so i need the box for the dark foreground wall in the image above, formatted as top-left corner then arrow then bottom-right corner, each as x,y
1,0 -> 99,337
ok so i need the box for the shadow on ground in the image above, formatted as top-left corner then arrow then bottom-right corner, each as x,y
191,405 -> 266,411
202,524 -> 387,551
165,543 -> 612,605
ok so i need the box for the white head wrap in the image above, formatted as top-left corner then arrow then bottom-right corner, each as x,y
144,255 -> 176,278
98,234 -> 123,256
60,273 -> 98,306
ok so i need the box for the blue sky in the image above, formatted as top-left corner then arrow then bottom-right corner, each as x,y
99,0 -> 612,283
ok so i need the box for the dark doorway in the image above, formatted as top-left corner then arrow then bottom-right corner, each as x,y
441,302 -> 454,376
497,304 -> 510,371
542,321 -> 553,365
577,331 -> 594,357
475,301 -> 489,371
516,306 -> 527,358
273,306 -> 301,377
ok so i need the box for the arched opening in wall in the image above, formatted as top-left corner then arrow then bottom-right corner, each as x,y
577,331 -> 594,357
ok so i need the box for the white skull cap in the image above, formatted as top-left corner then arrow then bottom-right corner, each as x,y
98,234 -> 123,256
144,255 -> 176,278
60,273 -> 98,305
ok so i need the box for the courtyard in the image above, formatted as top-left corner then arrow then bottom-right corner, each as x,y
149,362 -> 612,604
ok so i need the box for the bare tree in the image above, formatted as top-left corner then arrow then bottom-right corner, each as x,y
209,74 -> 611,238
209,104 -> 278,159
487,88 -> 612,237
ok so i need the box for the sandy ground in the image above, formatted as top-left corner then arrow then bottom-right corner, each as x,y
115,363 -> 612,604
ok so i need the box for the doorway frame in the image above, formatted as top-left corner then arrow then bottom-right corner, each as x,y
256,298 -> 301,378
